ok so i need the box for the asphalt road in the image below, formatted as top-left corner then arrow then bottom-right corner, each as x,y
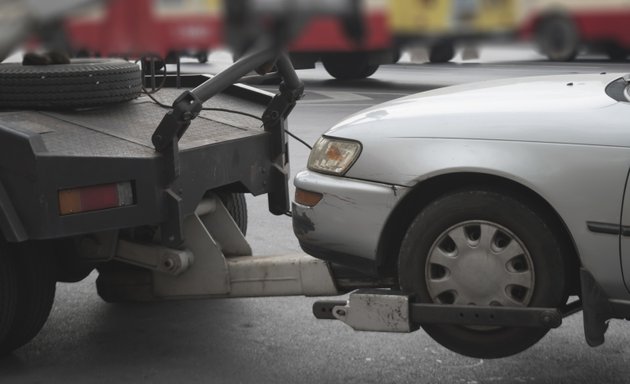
2,45 -> 630,383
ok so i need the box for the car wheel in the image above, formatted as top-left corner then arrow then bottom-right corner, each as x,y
536,17 -> 579,62
0,58 -> 142,109
322,53 -> 379,80
429,40 -> 455,63
0,243 -> 18,355
1,242 -> 56,354
398,189 -> 566,358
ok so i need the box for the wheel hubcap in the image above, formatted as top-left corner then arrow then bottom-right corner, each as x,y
425,221 -> 534,307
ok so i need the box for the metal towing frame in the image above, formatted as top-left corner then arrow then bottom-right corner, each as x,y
105,3 -> 587,333
110,44 -> 584,336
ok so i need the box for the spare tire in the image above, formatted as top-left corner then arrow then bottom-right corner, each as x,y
0,58 -> 142,109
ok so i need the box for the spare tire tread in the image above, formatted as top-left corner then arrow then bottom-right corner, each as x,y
0,59 -> 142,109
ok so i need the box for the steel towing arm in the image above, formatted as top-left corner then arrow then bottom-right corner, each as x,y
312,289 -> 575,333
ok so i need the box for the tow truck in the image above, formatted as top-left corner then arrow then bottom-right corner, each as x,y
0,0 -> 581,358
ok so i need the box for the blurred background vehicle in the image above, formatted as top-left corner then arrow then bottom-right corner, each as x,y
51,0 -> 524,80
64,0 -> 222,64
25,0 -> 630,83
519,0 -> 630,61
389,0 -> 519,63
60,0 -> 394,79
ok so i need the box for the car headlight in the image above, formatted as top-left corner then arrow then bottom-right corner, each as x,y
307,136 -> 362,175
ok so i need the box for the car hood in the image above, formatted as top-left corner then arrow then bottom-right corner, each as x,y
325,73 -> 630,147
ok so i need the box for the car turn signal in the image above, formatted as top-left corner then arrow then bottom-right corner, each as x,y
295,188 -> 323,207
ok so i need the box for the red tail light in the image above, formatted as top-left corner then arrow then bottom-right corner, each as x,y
58,182 -> 134,215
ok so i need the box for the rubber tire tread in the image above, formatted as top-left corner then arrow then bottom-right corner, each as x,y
218,193 -> 248,236
0,244 -> 17,356
0,59 -> 142,109
322,54 -> 379,80
398,189 -> 566,358
536,17 -> 579,62
429,41 -> 456,63
1,242 -> 56,354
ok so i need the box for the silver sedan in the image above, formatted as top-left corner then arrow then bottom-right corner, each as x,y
292,72 -> 630,358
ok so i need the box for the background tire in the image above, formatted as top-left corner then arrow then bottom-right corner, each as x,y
398,190 -> 566,358
0,58 -> 142,109
1,242 -> 56,354
536,17 -> 580,62
605,43 -> 628,61
429,40 -> 456,63
196,52 -> 209,64
322,53 -> 379,80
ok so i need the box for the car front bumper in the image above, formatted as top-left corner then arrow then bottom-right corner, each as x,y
292,170 -> 409,273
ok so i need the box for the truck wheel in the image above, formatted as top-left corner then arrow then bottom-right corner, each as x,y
1,242 -> 56,354
0,246 -> 18,355
322,53 -> 379,80
398,190 -> 566,358
536,17 -> 579,62
217,192 -> 248,236
429,40 -> 455,63
0,58 -> 142,109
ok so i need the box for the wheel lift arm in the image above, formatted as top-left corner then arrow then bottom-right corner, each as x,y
314,290 -> 565,332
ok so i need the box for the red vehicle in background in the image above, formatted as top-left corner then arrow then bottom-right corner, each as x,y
65,0 -> 222,63
520,0 -> 630,61
63,0 -> 394,80
288,0 -> 394,80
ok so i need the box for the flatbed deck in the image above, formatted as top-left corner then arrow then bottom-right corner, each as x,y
0,87 -> 269,158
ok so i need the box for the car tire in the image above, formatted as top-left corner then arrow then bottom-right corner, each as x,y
536,17 -> 580,62
0,243 -> 18,355
398,189 -> 566,358
0,242 -> 56,355
322,53 -> 379,80
429,40 -> 455,63
0,58 -> 142,109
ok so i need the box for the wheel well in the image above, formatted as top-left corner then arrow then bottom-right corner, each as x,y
376,173 -> 581,294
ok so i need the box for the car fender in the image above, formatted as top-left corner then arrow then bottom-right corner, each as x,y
348,138 -> 630,299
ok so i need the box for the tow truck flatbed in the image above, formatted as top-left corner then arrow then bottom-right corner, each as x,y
0,79 -> 284,243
